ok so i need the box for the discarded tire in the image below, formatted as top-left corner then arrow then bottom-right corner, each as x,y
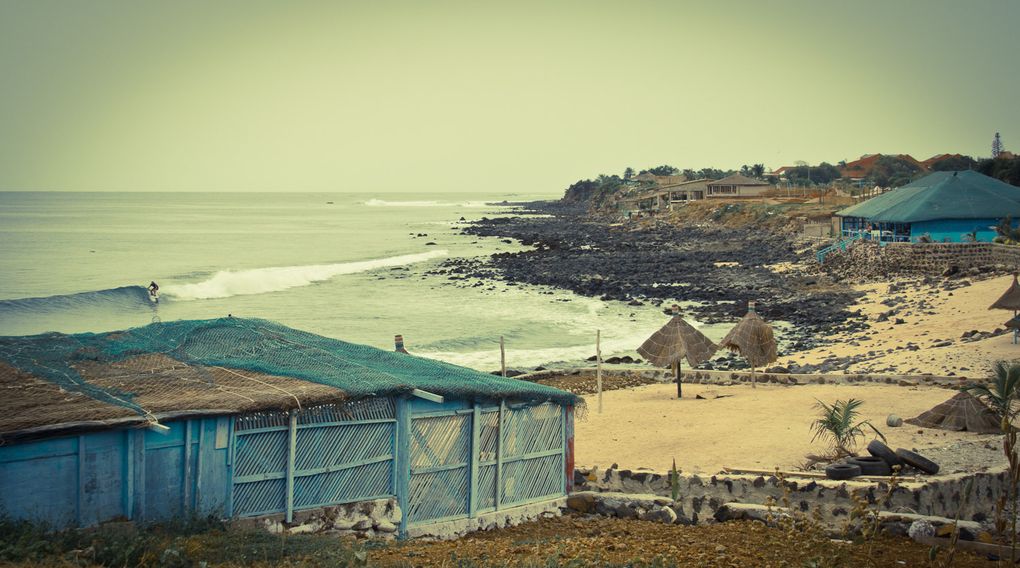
895,448 -> 940,475
825,463 -> 862,480
847,456 -> 892,476
867,440 -> 904,469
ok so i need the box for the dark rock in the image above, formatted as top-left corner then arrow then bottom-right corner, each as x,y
565,493 -> 595,514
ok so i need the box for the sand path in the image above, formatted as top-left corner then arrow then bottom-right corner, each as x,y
574,382 -> 997,474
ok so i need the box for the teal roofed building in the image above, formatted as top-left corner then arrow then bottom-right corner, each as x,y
834,170 -> 1020,242
0,318 -> 580,538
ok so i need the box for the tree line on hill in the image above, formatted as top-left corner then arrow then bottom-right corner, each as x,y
562,154 -> 1020,206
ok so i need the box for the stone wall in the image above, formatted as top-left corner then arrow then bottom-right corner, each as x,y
241,495 -> 565,541
518,367 -> 974,389
574,465 -> 1007,528
245,497 -> 402,539
825,241 -> 1020,279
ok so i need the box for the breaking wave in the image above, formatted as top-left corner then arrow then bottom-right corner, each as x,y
0,285 -> 153,315
364,199 -> 492,208
163,250 -> 449,300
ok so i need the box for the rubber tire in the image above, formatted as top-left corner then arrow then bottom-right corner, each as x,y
867,440 -> 904,469
895,448 -> 940,475
847,456 -> 892,476
825,463 -> 862,480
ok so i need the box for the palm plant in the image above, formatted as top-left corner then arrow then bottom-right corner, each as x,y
966,360 -> 1020,426
810,399 -> 885,458
966,361 -> 1020,563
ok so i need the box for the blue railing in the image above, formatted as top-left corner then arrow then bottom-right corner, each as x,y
816,233 -> 864,263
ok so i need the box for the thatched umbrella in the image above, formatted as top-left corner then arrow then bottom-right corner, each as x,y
989,274 -> 1020,344
719,302 -> 777,388
637,305 -> 718,398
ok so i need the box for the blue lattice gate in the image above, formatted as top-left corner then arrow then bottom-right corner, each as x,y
232,399 -> 396,519
405,402 -> 566,529
231,396 -> 568,532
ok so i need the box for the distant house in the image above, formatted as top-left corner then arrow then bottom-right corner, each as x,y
834,170 -> 1020,242
656,179 -> 712,206
617,179 -> 715,214
706,174 -> 771,198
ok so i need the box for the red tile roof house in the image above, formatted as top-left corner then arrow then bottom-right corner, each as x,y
838,154 -> 925,181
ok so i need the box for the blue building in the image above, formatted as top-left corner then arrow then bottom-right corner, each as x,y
835,170 -> 1020,243
0,318 -> 579,538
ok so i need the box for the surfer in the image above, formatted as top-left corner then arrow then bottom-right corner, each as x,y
148,281 -> 159,298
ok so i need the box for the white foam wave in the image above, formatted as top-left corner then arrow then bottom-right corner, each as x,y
164,250 -> 448,300
364,199 -> 494,208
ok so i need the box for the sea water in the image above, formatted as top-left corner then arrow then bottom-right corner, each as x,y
0,192 -> 732,370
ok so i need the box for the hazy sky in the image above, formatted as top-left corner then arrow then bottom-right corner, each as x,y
1,0 -> 1018,193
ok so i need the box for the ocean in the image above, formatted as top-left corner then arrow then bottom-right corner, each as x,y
0,191 -> 733,371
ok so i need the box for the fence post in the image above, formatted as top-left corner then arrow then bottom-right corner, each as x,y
469,403 -> 480,518
395,397 -> 411,537
496,400 -> 505,510
183,420 -> 192,512
77,435 -> 85,526
125,430 -> 134,520
134,428 -> 146,522
285,410 -> 297,523
225,418 -> 235,518
596,330 -> 603,414
500,336 -> 506,377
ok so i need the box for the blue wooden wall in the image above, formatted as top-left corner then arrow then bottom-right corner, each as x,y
910,218 -> 1003,242
0,397 -> 571,536
0,417 -> 230,527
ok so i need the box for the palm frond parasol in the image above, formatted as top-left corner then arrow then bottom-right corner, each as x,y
719,302 -> 777,387
637,307 -> 718,398
990,274 -> 1020,311
989,274 -> 1020,344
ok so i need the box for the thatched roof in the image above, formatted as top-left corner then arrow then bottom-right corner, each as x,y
637,315 -> 718,368
0,318 -> 581,441
990,275 -> 1020,312
719,310 -> 777,368
904,391 -> 1000,434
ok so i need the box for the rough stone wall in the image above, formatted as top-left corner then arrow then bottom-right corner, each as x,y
242,497 -> 402,539
241,495 -> 566,541
575,466 -> 1006,527
826,241 -> 1020,279
519,367 -> 973,389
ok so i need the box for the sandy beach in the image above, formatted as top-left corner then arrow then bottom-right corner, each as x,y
574,381 -> 1001,474
790,273 -> 1020,377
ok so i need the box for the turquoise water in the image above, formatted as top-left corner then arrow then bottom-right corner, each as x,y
0,192 -> 731,370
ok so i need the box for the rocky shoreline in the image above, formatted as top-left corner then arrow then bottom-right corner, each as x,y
430,201 -> 867,361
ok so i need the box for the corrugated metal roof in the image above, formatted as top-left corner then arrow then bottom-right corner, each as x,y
835,170 -> 1020,223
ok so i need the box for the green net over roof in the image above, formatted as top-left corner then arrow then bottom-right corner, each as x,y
835,170 -> 1020,223
0,318 -> 581,422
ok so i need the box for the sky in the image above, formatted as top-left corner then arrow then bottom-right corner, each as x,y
1,0 -> 1018,193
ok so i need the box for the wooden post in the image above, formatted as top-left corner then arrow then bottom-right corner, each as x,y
285,410 -> 297,523
183,419 -> 192,512
394,397 -> 411,537
596,330 -> 603,414
500,336 -> 506,378
496,400 -> 505,510
469,403 -> 480,518
674,361 -> 682,399
751,366 -> 757,388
